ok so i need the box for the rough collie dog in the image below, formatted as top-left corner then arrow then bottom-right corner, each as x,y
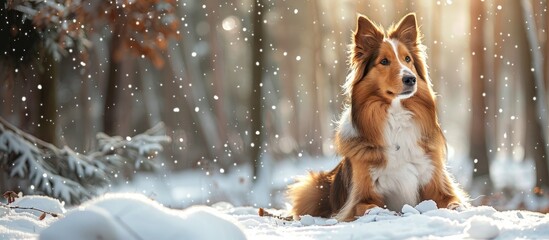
288,13 -> 467,221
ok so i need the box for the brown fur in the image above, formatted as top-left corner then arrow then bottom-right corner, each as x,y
288,13 -> 468,221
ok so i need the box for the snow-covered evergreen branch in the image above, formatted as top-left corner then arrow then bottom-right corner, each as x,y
91,123 -> 171,170
0,117 -> 171,204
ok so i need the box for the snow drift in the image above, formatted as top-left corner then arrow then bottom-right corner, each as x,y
1,193 -> 549,239
39,193 -> 247,240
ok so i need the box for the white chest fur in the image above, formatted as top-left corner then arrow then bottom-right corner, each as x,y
371,100 -> 434,211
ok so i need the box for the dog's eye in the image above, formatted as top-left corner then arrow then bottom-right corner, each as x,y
405,56 -> 411,63
380,58 -> 389,66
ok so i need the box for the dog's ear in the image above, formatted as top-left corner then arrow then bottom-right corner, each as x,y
353,15 -> 384,60
390,13 -> 419,45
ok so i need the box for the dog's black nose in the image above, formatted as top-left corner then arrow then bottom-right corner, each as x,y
403,75 -> 416,86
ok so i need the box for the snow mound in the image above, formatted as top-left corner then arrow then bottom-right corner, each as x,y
0,206 -> 9,217
299,214 -> 315,226
402,204 -> 420,215
182,206 -> 248,239
225,202 -> 549,239
357,207 -> 399,223
0,196 -> 61,239
465,215 -> 500,239
325,219 -> 338,225
39,193 -> 247,240
415,200 -> 438,213
12,195 -> 66,218
2,194 -> 549,239
40,207 -> 121,240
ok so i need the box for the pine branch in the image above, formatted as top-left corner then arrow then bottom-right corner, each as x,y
1,191 -> 62,220
0,117 -> 171,204
0,203 -> 62,219
91,122 -> 171,170
0,117 -> 60,154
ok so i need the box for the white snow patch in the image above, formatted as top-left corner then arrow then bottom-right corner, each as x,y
0,196 -> 61,239
39,193 -> 246,240
40,207 -> 121,240
415,200 -> 438,213
465,215 -> 500,239
0,206 -> 9,217
1,156 -> 548,239
357,207 -> 400,223
402,204 -> 420,215
325,219 -> 338,225
1,193 -> 549,239
299,214 -> 315,226
111,156 -> 338,209
12,195 -> 66,218
491,156 -> 536,191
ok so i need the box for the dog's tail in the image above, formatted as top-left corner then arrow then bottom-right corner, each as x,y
287,171 -> 333,218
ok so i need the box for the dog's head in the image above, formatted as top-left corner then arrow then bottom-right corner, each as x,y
345,13 -> 431,103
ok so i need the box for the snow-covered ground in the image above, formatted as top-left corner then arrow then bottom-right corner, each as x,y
109,155 -> 341,209
2,156 -> 548,239
1,193 -> 549,239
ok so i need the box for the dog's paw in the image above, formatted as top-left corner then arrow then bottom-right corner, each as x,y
356,207 -> 399,223
447,202 -> 466,211
365,207 -> 398,216
355,203 -> 381,217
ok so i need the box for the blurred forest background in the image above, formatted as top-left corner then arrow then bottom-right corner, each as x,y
2,0 -> 549,210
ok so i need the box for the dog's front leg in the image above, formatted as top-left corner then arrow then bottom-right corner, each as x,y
334,191 -> 383,221
420,170 -> 467,210
334,183 -> 361,221
354,203 -> 380,216
334,175 -> 383,221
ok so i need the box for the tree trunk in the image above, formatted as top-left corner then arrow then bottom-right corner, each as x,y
469,0 -> 490,179
37,50 -> 57,145
103,20 -> 123,136
173,4 -> 222,163
328,0 -> 348,110
493,0 -> 502,132
275,1 -> 298,155
429,1 -> 442,89
164,49 -> 215,167
250,0 -> 265,181
546,0 -> 549,93
207,0 -> 229,150
312,0 -> 333,156
517,0 -> 549,189
306,1 -> 323,156
79,62 -> 93,151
